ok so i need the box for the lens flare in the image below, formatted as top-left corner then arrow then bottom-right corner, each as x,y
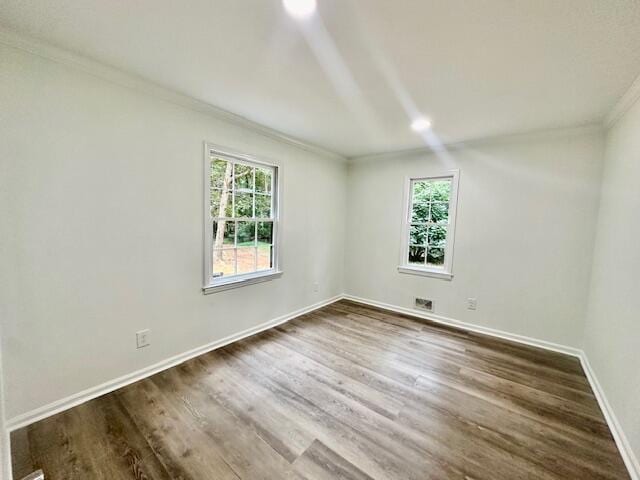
283,0 -> 317,19
411,117 -> 432,132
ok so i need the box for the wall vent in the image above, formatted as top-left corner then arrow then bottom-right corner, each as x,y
415,298 -> 433,311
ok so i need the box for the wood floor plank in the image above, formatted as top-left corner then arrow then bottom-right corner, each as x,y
249,335 -> 405,419
9,430 -> 36,480
11,300 -> 631,480
224,341 -> 547,480
152,367 -> 305,480
117,378 -> 241,480
321,304 -> 591,392
408,372 -> 627,474
11,395 -> 172,480
292,440 -> 374,480
216,348 -> 441,479
183,355 -> 316,463
399,385 -> 623,479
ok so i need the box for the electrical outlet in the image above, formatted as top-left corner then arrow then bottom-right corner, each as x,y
467,298 -> 477,310
415,298 -> 433,311
136,329 -> 150,349
313,281 -> 319,292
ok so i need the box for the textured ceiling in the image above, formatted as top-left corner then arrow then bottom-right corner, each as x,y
1,0 -> 640,157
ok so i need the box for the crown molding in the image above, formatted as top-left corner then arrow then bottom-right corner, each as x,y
605,72 -> 640,129
0,27 -> 345,162
348,123 -> 604,163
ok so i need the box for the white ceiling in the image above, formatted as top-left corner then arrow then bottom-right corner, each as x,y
1,0 -> 640,158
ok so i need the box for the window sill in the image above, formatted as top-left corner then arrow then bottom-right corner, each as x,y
203,270 -> 283,294
397,266 -> 453,280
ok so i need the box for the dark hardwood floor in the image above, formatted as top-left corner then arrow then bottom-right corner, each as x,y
11,300 -> 630,479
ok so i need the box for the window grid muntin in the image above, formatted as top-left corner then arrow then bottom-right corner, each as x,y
407,178 -> 452,268
210,154 -> 276,280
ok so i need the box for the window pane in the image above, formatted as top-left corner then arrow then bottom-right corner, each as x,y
427,248 -> 445,266
257,221 -> 273,245
411,202 -> 430,223
237,221 -> 256,246
234,192 -> 254,218
207,154 -> 278,284
237,247 -> 257,275
412,181 -> 432,204
256,168 -> 273,194
255,194 -> 272,218
408,246 -> 426,265
210,189 -> 220,215
213,220 -> 235,248
428,225 -> 447,248
409,224 -> 427,245
430,202 -> 449,223
213,249 -> 236,277
431,180 -> 451,202
211,189 -> 233,218
234,163 -> 254,191
211,158 -> 232,189
257,244 -> 273,271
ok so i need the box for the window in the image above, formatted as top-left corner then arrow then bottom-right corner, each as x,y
203,145 -> 280,293
399,171 -> 459,280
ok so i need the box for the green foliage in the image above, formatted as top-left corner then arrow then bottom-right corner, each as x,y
412,179 -> 451,223
257,222 -> 273,244
213,220 -> 235,245
408,179 -> 450,266
411,203 -> 430,223
410,225 -> 446,248
410,224 -> 427,245
255,168 -> 272,193
428,225 -> 446,247
427,247 -> 445,265
234,163 -> 254,190
210,158 -> 273,220
237,221 -> 255,244
430,202 -> 448,223
210,190 -> 233,217
215,220 -> 272,247
431,180 -> 451,201
211,158 -> 229,188
413,179 -> 450,203
234,193 -> 254,218
256,194 -> 271,217
408,246 -> 425,264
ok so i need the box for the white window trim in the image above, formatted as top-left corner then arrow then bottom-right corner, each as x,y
203,143 -> 282,294
398,170 -> 460,281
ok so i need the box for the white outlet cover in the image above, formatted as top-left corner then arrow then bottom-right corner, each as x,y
467,298 -> 477,310
136,329 -> 150,348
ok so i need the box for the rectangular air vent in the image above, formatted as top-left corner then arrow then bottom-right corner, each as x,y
415,298 -> 433,311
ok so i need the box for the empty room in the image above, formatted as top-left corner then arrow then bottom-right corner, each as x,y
1,1 -> 640,479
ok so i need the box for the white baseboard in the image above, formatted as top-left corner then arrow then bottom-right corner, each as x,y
579,353 -> 640,480
342,294 -> 582,357
5,295 -> 343,432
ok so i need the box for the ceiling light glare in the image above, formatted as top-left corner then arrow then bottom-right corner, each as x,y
283,0 -> 317,19
411,117 -> 432,132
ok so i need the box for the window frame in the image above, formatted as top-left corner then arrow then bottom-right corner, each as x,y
203,143 -> 282,294
398,170 -> 460,280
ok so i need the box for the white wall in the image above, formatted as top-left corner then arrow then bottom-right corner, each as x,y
583,97 -> 640,465
345,129 -> 604,348
0,44 -> 346,421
